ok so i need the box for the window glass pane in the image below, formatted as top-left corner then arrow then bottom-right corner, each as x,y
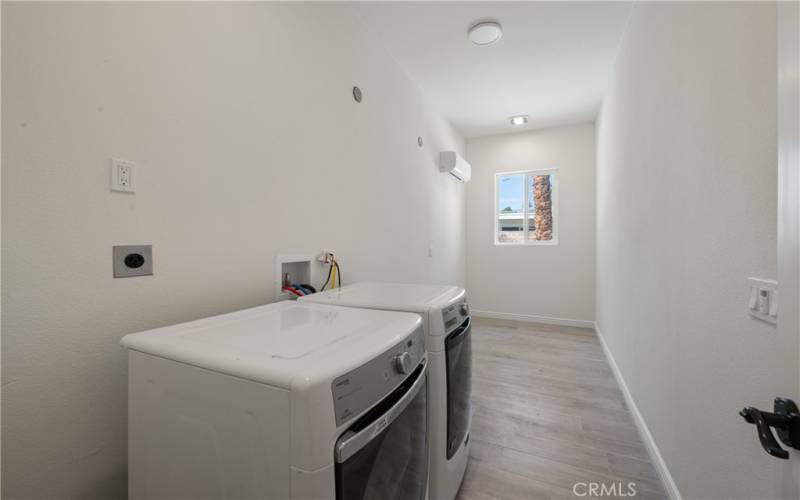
497,174 -> 524,214
497,174 -> 524,243
497,215 -> 524,243
528,173 -> 554,241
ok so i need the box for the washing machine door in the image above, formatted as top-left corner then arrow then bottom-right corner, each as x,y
334,361 -> 428,500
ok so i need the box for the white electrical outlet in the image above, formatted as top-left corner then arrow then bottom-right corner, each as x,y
318,250 -> 336,263
111,158 -> 136,193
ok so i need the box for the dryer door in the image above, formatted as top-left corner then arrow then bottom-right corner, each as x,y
445,316 -> 472,460
334,362 -> 428,500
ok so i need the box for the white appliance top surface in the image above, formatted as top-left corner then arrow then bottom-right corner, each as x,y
300,282 -> 464,313
120,301 -> 422,389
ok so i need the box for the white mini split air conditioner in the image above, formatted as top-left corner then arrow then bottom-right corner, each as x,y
439,151 -> 472,183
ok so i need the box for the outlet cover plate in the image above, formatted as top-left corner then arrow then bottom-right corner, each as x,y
113,245 -> 153,278
111,158 -> 136,193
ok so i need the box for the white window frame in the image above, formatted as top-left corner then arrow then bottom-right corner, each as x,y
494,168 -> 559,246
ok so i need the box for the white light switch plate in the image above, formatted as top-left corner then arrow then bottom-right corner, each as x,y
747,277 -> 777,325
111,158 -> 136,193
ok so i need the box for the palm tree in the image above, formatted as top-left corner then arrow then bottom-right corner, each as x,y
533,175 -> 552,240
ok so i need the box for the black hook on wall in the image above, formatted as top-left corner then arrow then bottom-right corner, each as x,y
740,398 -> 800,459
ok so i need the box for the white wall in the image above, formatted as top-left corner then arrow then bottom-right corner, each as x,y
596,3 -> 797,499
465,124 -> 596,327
1,3 -> 464,497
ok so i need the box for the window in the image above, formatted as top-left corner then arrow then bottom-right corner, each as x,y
495,169 -> 558,245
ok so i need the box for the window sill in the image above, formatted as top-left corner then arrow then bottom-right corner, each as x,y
494,239 -> 559,246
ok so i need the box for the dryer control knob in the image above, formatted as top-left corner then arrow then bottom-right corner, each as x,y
394,352 -> 413,374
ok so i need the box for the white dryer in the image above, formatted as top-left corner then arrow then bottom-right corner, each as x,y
300,283 -> 471,500
121,301 -> 428,500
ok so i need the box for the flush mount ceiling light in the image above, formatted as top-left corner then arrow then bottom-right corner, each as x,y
468,20 -> 502,46
509,115 -> 529,126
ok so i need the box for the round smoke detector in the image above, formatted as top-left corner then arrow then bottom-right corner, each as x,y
468,21 -> 502,46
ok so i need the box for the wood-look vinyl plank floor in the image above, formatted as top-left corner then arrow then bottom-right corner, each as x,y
456,317 -> 667,500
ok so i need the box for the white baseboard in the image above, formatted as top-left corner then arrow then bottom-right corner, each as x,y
470,309 -> 594,329
595,325 -> 682,500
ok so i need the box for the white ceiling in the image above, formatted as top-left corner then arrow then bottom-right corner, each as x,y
351,2 -> 632,138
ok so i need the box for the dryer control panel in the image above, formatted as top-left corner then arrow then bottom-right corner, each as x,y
331,325 -> 425,427
442,299 -> 469,335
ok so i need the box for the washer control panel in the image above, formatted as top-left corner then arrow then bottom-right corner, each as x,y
331,326 -> 425,427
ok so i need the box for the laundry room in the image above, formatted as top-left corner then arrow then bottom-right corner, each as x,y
2,2 -> 799,500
